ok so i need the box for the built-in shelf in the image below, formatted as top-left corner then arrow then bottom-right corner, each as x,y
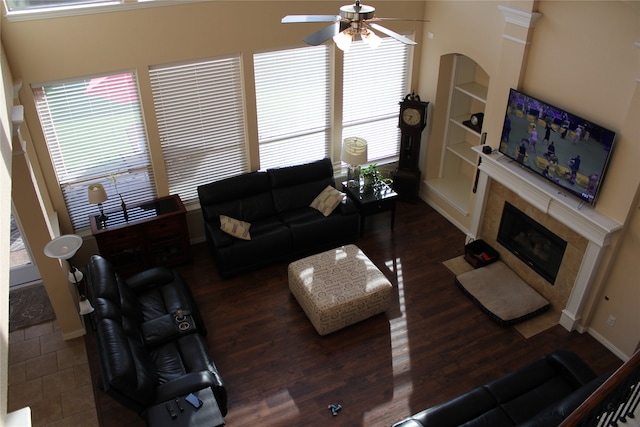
426,175 -> 471,215
427,54 -> 488,231
447,141 -> 477,165
455,81 -> 488,102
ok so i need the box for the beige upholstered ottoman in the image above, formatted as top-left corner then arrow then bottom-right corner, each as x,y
288,244 -> 393,335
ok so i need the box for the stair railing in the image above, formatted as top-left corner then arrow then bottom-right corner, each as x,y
560,349 -> 640,427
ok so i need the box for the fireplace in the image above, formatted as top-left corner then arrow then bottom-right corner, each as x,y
469,146 -> 622,332
497,202 -> 567,284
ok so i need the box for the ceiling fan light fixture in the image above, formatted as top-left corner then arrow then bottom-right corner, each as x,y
362,28 -> 381,49
333,30 -> 353,52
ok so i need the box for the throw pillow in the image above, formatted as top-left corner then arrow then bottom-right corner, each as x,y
220,215 -> 251,240
310,185 -> 344,217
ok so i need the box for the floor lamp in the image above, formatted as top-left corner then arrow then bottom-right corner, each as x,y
44,234 -> 95,315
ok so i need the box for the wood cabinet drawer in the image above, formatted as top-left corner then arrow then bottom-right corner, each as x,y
91,195 -> 191,276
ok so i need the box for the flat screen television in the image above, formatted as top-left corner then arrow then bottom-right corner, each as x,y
499,88 -> 616,206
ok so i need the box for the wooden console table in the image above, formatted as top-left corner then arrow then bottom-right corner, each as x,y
90,194 -> 191,277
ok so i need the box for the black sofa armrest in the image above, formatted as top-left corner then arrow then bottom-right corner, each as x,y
338,197 -> 359,215
517,373 -> 609,427
206,224 -> 234,248
140,313 -> 197,348
155,371 -> 218,402
155,370 -> 228,416
546,350 -> 598,387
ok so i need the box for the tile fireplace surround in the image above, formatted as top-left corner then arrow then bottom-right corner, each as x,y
469,146 -> 623,333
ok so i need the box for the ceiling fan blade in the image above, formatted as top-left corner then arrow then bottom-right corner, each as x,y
368,17 -> 430,23
369,23 -> 417,45
282,15 -> 341,24
303,22 -> 349,46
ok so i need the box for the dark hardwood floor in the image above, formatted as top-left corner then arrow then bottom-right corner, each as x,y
86,199 -> 622,427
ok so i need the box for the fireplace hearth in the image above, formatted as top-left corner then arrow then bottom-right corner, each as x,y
497,202 -> 567,284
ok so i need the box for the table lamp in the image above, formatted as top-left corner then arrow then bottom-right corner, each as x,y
341,137 -> 368,186
44,234 -> 94,315
88,183 -> 108,223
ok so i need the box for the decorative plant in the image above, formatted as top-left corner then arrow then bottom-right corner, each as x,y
361,164 -> 380,189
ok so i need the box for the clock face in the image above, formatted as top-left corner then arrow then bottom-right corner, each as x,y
402,108 -> 422,126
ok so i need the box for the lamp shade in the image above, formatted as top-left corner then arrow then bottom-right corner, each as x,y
44,234 -> 83,259
68,268 -> 84,283
88,183 -> 108,204
341,137 -> 368,166
78,297 -> 95,315
333,30 -> 353,52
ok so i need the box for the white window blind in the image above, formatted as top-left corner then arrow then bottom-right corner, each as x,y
343,37 -> 410,163
149,55 -> 248,205
254,45 -> 330,170
32,72 -> 156,231
4,0 -> 110,12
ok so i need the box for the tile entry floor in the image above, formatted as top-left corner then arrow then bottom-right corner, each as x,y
7,320 -> 98,427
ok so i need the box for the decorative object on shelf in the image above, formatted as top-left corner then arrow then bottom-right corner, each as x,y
44,234 -> 95,315
393,92 -> 429,201
88,183 -> 108,224
341,137 -> 368,187
463,112 -> 484,133
281,1 -> 427,51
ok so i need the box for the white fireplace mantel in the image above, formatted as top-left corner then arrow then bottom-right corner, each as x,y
469,146 -> 623,332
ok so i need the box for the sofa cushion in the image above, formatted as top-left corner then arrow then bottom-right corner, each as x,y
95,318 -> 158,407
409,386 -> 513,427
310,185 -> 344,216
219,215 -> 251,240
198,171 -> 276,222
268,158 -> 335,213
211,218 -> 293,273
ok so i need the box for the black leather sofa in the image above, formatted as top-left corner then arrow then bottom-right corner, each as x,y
198,157 -> 360,277
85,255 -> 227,418
392,350 -> 608,427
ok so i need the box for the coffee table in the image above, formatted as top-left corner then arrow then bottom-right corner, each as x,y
288,244 -> 393,335
342,181 -> 398,236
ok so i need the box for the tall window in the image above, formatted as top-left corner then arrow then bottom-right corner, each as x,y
4,0 -> 107,12
254,45 -> 330,170
149,55 -> 248,204
33,72 -> 156,231
343,37 -> 410,163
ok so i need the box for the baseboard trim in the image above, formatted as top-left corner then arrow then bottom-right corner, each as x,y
587,327 -> 629,362
62,327 -> 86,341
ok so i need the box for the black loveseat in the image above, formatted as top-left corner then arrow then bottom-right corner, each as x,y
393,350 -> 608,427
85,255 -> 227,418
197,157 -> 360,277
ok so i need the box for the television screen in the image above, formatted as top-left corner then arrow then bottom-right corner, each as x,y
499,88 -> 616,205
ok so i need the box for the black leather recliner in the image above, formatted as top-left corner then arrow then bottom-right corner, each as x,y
85,255 -> 227,417
393,350 -> 609,427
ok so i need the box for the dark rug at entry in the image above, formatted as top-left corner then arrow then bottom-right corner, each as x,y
9,284 -> 56,332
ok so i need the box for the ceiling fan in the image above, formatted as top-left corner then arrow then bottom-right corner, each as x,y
281,1 -> 429,51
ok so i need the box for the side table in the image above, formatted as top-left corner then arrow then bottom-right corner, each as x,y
343,181 -> 399,237
146,387 -> 224,427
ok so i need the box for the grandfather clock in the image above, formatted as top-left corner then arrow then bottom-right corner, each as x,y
392,92 -> 429,201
